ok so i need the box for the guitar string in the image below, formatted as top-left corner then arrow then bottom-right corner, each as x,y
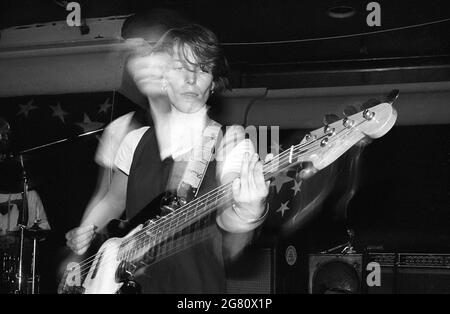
63,134 -> 321,281
116,127 -> 333,255
67,131 -> 356,286
65,123 -> 361,282
66,122 -> 364,283
130,226 -> 215,272
66,131 -> 326,277
123,115 -> 373,261
117,122 -> 361,259
65,121 -> 366,283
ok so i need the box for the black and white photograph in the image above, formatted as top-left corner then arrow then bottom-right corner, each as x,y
0,0 -> 449,299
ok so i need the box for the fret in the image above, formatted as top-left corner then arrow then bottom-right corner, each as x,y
124,179 -> 233,267
213,188 -> 220,208
159,234 -> 168,258
168,230 -> 175,253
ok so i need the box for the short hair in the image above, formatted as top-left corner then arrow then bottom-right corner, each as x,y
152,24 -> 230,92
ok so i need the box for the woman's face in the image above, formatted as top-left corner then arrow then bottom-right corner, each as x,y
163,44 -> 214,114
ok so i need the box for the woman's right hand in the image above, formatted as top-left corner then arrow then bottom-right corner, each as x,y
65,225 -> 97,255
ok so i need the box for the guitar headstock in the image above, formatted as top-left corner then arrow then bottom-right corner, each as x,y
263,90 -> 398,178
300,92 -> 397,170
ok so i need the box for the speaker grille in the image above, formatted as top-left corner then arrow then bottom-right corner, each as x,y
308,254 -> 363,294
225,248 -> 273,294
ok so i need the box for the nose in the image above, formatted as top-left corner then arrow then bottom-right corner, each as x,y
185,70 -> 197,85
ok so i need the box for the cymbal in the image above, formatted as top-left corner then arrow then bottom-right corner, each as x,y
24,223 -> 50,240
0,231 -> 21,249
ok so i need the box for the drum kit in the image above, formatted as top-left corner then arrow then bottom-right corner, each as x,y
0,155 -> 49,294
0,225 -> 47,294
0,116 -> 104,294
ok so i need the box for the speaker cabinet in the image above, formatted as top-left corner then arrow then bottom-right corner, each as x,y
226,247 -> 273,294
396,253 -> 450,294
365,253 -> 396,294
225,243 -> 306,294
308,254 -> 363,294
365,253 -> 450,294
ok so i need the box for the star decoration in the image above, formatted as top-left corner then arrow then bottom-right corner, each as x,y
291,179 -> 303,196
276,201 -> 290,218
98,98 -> 112,114
76,113 -> 104,133
271,171 -> 294,194
50,102 -> 68,123
17,99 -> 37,117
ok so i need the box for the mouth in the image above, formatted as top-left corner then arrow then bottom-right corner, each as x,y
181,92 -> 199,98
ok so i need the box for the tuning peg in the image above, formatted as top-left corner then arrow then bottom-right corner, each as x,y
360,98 -> 381,111
323,114 -> 340,125
343,105 -> 358,117
385,89 -> 399,105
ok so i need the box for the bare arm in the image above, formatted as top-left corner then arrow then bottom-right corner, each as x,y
80,167 -> 112,225
66,170 -> 128,255
80,169 -> 128,229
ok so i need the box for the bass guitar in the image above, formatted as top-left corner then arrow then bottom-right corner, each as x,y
58,90 -> 399,294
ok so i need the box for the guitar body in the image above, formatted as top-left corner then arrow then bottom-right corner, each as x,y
59,223 -> 145,294
59,192 -> 175,294
81,237 -> 124,294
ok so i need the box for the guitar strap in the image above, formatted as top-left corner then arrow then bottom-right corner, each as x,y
175,120 -> 222,204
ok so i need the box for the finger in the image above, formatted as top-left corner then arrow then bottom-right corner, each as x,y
264,153 -> 274,163
77,225 -> 96,234
248,153 -> 259,190
74,236 -> 94,250
232,178 -> 241,201
240,152 -> 250,193
75,246 -> 89,256
69,235 -> 94,255
70,230 -> 95,247
254,161 -> 267,193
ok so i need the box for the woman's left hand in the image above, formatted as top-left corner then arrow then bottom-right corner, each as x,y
232,153 -> 271,220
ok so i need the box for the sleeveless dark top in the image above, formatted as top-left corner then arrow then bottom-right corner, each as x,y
126,126 -> 226,294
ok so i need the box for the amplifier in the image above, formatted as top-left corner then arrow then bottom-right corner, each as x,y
396,253 -> 450,294
365,253 -> 396,294
225,247 -> 274,294
225,243 -> 306,294
398,253 -> 450,268
365,253 -> 450,294
308,254 -> 363,294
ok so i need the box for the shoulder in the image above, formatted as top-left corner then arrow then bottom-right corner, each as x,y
107,112 -> 135,130
122,126 -> 151,147
95,112 -> 141,168
101,112 -> 136,140
114,126 -> 151,175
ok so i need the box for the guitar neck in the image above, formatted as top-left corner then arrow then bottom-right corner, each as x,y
117,107 -> 390,265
